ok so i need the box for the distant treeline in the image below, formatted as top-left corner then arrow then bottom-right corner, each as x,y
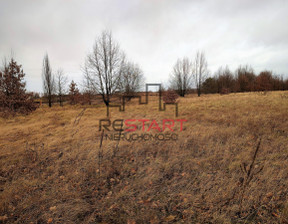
1,30 -> 288,117
202,65 -> 288,94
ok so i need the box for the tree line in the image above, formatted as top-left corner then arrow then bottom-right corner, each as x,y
42,30 -> 145,108
1,30 -> 288,116
169,51 -> 209,97
169,55 -> 288,97
202,65 -> 288,94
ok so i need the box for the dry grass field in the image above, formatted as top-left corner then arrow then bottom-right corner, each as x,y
1,91 -> 288,223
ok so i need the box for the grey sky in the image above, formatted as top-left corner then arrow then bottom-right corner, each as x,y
0,0 -> 287,92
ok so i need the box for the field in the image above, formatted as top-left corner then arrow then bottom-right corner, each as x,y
0,91 -> 288,223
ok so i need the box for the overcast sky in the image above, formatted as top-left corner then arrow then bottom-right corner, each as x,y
0,0 -> 287,92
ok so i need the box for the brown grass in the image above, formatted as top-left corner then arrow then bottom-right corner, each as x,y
0,91 -> 288,223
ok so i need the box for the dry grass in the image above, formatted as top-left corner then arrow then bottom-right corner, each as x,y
0,91 -> 288,223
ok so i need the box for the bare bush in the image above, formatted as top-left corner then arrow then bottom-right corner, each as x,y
82,77 -> 94,105
220,88 -> 230,95
163,90 -> 179,104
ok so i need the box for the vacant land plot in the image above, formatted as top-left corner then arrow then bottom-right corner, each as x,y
0,91 -> 288,223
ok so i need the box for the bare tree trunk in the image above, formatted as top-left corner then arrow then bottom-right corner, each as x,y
56,69 -> 67,107
194,51 -> 208,97
48,94 -> 52,107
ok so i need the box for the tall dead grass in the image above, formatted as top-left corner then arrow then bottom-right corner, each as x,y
0,91 -> 288,223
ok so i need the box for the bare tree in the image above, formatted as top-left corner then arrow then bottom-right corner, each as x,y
42,53 -> 55,107
55,68 -> 67,106
82,76 -> 94,105
84,30 -> 125,111
255,70 -> 273,92
169,57 -> 193,97
119,61 -> 144,96
194,51 -> 209,97
235,65 -> 256,92
216,66 -> 235,93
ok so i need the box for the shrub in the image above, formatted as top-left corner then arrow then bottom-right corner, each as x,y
0,58 -> 37,116
220,88 -> 230,95
69,80 -> 80,105
163,90 -> 179,104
